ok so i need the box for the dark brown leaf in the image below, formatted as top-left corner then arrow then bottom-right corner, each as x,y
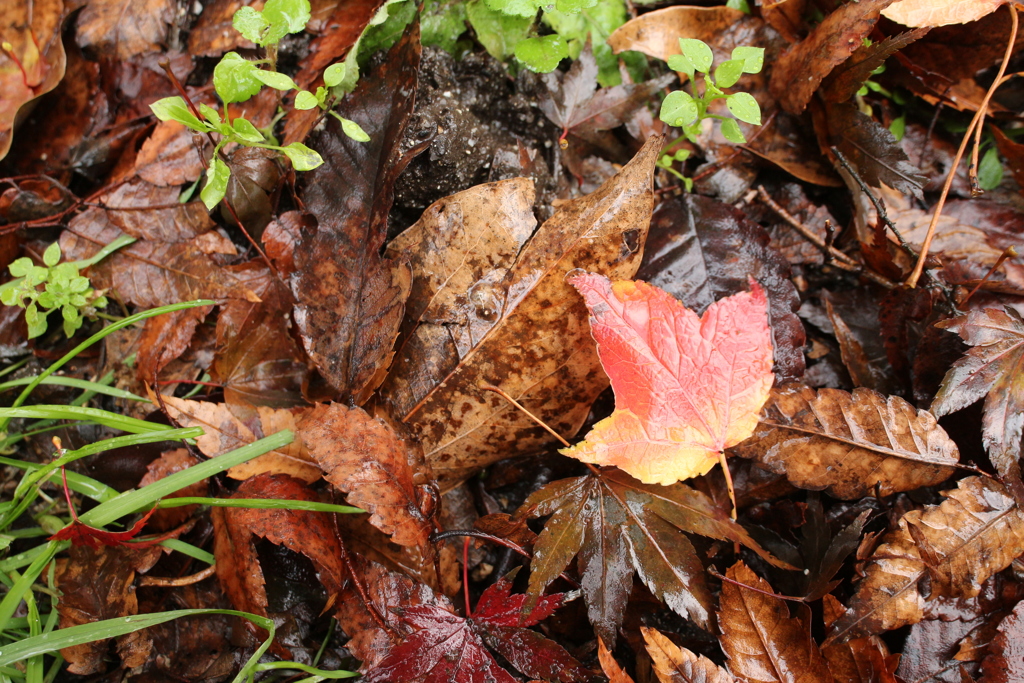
823,296 -> 902,395
135,306 -> 212,382
980,599 -> 1024,683
719,561 -> 834,683
293,26 -> 422,403
822,595 -> 899,683
401,136 -> 660,488
76,0 -> 175,60
770,0 -> 893,114
299,402 -> 433,548
820,29 -> 930,103
134,120 -> 206,186
637,194 -> 806,382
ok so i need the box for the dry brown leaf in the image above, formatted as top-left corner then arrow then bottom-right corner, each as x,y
607,6 -> 751,65
380,178 -> 537,416
828,477 -> 1024,644
598,637 -> 636,683
159,395 -> 321,482
75,0 -> 175,59
883,0 -> 1008,27
719,561 -> 834,683
733,384 -> 958,499
400,136 -> 660,489
299,403 -> 434,548
643,626 -> 735,683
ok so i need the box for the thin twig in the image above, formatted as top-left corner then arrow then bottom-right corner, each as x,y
707,567 -> 808,603
961,246 -> 1019,306
431,529 -> 580,589
480,384 -> 572,448
906,5 -> 1019,288
138,564 -> 217,587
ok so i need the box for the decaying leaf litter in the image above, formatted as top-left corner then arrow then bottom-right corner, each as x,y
2,0 -> 1024,681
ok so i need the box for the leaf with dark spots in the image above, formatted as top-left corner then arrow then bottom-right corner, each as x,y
293,25 -> 424,404
380,178 -> 537,416
719,561 -> 834,683
363,573 -> 593,683
821,99 -> 927,198
733,383 -> 958,499
400,136 -> 661,489
636,194 -> 806,382
931,307 -> 1024,485
515,468 -> 787,648
299,402 -> 433,548
820,28 -> 931,103
212,474 -> 347,622
827,477 -> 1024,644
769,0 -> 893,114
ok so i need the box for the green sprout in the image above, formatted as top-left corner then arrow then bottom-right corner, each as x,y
0,243 -> 108,339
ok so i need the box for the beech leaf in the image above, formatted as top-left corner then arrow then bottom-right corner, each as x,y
563,273 -> 774,486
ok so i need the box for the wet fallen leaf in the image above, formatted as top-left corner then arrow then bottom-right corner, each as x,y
134,120 -> 206,186
820,29 -> 930,104
363,571 -> 595,683
734,383 -> 958,499
821,595 -> 899,683
980,598 -> 1024,683
823,296 -> 902,396
637,194 -> 806,382
563,273 -> 774,486
515,468 -> 786,647
883,0 -> 1008,27
135,306 -> 213,382
828,477 -> 1024,644
643,626 -> 735,683
931,307 -> 1024,486
138,448 -> 207,531
380,178 -> 537,416
293,26 -> 423,403
599,637 -> 636,683
76,0 -> 175,60
212,474 -> 347,620
0,0 -> 66,161
719,561 -> 834,683
299,402 -> 433,548
401,135 -> 661,489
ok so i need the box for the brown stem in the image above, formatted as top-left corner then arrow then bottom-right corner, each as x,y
906,5 -> 1018,288
960,246 -> 1019,306
707,567 -> 809,603
138,564 -> 217,587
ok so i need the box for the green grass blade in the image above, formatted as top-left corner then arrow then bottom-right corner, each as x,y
158,539 -> 215,565
0,376 -> 149,403
0,407 -> 165,434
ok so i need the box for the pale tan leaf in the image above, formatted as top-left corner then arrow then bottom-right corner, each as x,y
643,627 -> 734,683
733,384 -> 958,499
882,0 -> 1007,27
598,637 -> 636,683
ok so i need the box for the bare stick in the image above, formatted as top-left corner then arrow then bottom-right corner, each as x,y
480,384 -> 572,448
139,564 -> 217,587
961,246 -> 1020,306
906,5 -> 1018,288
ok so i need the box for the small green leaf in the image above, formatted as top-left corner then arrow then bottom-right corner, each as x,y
281,142 -> 324,171
720,118 -> 746,144
731,46 -> 764,74
678,38 -> 713,73
332,114 -> 370,142
294,90 -> 320,110
25,304 -> 47,339
252,69 -> 298,91
0,288 -> 16,306
42,243 -> 61,268
714,59 -> 744,88
231,117 -> 265,143
727,92 -> 761,125
232,6 -> 269,44
150,97 -> 207,132
26,266 -> 49,287
199,103 -> 223,127
261,0 -> 311,44
978,147 -> 1003,191
8,257 -> 33,278
514,34 -> 569,73
485,0 -> 544,17
466,0 -> 533,61
889,115 -> 906,141
213,52 -> 263,104
555,0 -> 598,12
725,0 -> 751,14
659,91 -> 699,127
323,63 -> 346,88
201,157 -> 231,210
666,54 -> 695,78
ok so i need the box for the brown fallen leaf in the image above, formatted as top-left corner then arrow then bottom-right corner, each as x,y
980,598 -> 1024,683
643,626 -> 735,683
293,26 -> 423,404
134,120 -> 206,186
770,0 -> 893,114
138,448 -> 207,531
819,29 -> 931,104
299,402 -> 434,549
380,178 -> 537,416
598,637 -> 636,683
827,477 -> 1024,644
212,474 -> 347,620
0,0 -> 66,161
159,395 -> 321,483
823,297 -> 902,396
734,384 -> 958,499
75,0 -> 175,60
135,306 -> 213,383
883,0 -> 1008,27
719,561 -> 834,683
400,135 -> 660,489
821,595 -> 899,683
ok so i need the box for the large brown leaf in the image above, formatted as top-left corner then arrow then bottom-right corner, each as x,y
401,136 -> 661,488
733,384 -> 958,499
719,561 -> 834,683
643,626 -> 735,683
76,0 -> 175,60
380,178 -> 537,416
299,402 -> 434,548
827,477 -> 1024,644
293,26 -> 423,404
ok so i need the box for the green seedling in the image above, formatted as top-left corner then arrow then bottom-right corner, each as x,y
659,39 -> 764,144
149,0 -> 369,210
0,243 -> 108,339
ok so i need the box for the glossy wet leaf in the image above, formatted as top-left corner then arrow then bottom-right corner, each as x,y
563,273 -> 774,485
733,384 -> 958,499
980,598 -> 1024,683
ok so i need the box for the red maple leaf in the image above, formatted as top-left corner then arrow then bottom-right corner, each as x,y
563,272 -> 774,486
363,573 -> 597,683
